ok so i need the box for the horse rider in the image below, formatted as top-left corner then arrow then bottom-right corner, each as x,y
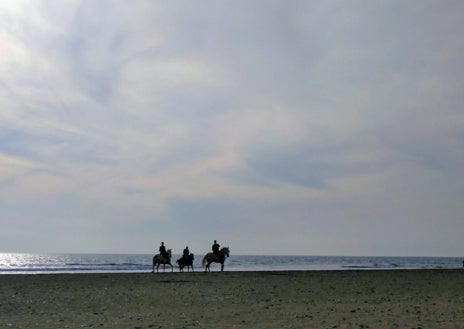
159,242 -> 169,261
212,240 -> 222,262
183,246 -> 190,260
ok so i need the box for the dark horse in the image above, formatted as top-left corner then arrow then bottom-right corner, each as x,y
176,254 -> 194,272
202,247 -> 230,272
152,249 -> 173,272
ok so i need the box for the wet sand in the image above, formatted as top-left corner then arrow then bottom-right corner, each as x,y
1,270 -> 463,328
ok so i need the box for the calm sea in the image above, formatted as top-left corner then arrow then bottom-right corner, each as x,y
0,253 -> 462,274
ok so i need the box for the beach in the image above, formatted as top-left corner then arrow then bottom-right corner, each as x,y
1,270 -> 463,328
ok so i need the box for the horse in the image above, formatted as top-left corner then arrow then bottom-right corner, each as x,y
202,247 -> 230,272
176,254 -> 194,272
152,249 -> 173,272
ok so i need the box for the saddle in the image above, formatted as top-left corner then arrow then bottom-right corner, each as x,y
214,252 -> 223,262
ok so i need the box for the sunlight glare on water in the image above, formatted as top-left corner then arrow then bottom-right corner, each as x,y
0,253 -> 24,269
0,253 -> 62,270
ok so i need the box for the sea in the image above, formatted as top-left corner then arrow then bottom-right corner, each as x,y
0,253 -> 462,274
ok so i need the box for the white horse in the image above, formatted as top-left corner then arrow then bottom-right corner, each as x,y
152,249 -> 173,272
202,247 -> 230,272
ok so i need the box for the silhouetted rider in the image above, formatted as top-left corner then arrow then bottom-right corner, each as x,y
183,246 -> 190,260
212,240 -> 222,261
159,242 -> 169,260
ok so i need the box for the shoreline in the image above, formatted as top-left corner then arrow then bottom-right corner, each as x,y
1,267 -> 463,276
2,269 -> 463,328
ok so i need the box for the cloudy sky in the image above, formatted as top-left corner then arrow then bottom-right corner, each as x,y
1,1 -> 463,256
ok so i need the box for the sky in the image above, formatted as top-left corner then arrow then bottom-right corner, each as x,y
1,0 -> 464,256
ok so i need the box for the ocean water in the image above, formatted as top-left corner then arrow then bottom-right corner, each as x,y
0,253 -> 462,274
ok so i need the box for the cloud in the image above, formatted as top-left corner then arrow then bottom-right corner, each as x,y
1,1 -> 464,255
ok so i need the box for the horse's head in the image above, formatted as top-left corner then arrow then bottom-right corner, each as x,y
167,249 -> 172,256
221,247 -> 230,258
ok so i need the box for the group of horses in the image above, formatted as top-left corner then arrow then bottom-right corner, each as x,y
152,247 -> 230,273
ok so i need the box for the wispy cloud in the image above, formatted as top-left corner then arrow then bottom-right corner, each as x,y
1,0 -> 463,255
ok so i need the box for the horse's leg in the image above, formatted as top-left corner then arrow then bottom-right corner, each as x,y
221,262 -> 224,272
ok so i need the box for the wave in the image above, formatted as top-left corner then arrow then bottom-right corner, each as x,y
341,265 -> 379,269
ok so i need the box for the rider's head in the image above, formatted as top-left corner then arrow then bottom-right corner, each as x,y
161,242 -> 164,245
214,240 -> 217,243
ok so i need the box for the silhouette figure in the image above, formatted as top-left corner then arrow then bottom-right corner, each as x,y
152,248 -> 173,272
177,253 -> 194,272
183,246 -> 190,259
212,240 -> 223,263
159,242 -> 169,261
202,246 -> 230,272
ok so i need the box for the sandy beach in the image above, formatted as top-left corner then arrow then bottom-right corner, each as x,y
1,269 -> 463,328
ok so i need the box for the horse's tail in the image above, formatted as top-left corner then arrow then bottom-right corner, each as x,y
202,254 -> 207,267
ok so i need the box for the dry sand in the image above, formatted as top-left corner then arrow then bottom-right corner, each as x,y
1,270 -> 463,328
